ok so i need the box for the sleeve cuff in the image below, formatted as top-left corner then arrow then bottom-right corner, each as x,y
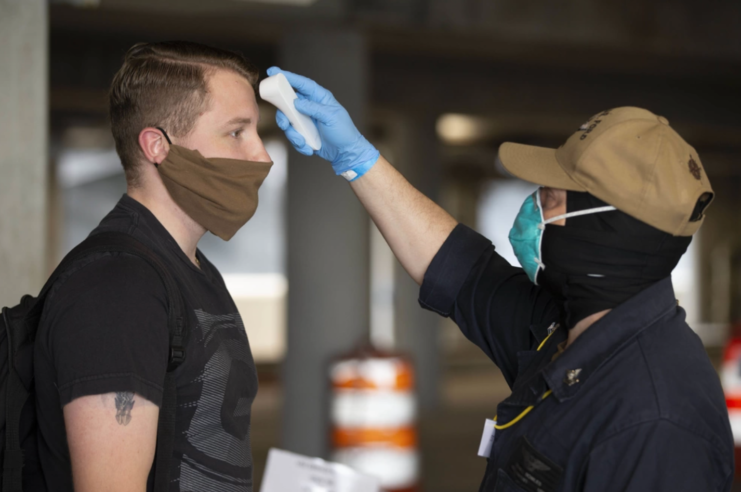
58,373 -> 164,407
418,224 -> 493,317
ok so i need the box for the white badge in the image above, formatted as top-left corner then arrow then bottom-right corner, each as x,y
477,419 -> 497,458
260,448 -> 380,492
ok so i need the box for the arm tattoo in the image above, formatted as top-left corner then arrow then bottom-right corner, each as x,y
115,392 -> 135,426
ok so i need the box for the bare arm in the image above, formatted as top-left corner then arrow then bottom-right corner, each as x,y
64,392 -> 159,492
350,156 -> 458,284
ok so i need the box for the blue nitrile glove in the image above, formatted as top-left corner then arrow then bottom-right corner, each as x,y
267,66 -> 380,181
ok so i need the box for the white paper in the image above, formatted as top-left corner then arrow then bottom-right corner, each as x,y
260,448 -> 380,492
478,419 -> 497,458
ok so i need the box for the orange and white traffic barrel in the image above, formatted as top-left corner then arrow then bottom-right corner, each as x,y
329,349 -> 419,492
721,327 -> 741,475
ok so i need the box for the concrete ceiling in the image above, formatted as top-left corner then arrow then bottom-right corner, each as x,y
50,0 -> 741,73
48,0 -> 741,175
51,0 -> 343,20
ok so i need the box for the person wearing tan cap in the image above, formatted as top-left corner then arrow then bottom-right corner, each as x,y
271,68 -> 734,491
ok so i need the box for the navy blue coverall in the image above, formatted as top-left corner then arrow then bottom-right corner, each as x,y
420,224 -> 734,491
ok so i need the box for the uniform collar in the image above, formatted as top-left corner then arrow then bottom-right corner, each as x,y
543,277 -> 678,402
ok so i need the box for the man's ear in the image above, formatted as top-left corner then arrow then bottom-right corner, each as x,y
138,127 -> 170,164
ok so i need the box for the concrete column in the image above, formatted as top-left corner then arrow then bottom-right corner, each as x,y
281,28 -> 371,458
391,112 -> 444,410
0,0 -> 48,307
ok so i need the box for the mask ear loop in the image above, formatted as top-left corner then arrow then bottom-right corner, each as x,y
533,190 -> 547,286
154,127 -> 173,168
543,205 -> 617,225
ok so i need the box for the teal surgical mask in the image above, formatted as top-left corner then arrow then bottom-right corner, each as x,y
508,189 -> 616,284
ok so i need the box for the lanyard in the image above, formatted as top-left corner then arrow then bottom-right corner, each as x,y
493,325 -> 558,430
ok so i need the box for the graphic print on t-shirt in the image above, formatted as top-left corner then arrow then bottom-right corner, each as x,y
179,309 -> 257,492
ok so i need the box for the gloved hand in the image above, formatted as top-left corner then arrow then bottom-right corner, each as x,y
266,66 -> 380,181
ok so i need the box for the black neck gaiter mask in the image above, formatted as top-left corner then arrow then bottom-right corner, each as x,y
538,191 -> 691,328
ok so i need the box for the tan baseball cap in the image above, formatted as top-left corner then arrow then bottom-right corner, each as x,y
498,107 -> 714,236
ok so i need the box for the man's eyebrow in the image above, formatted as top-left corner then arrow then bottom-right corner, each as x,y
225,117 -> 253,126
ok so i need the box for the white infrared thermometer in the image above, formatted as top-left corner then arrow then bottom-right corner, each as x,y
259,73 -> 322,151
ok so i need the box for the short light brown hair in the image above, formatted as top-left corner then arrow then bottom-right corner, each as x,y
109,41 -> 259,186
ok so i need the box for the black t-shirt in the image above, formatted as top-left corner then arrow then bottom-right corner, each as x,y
35,194 -> 259,492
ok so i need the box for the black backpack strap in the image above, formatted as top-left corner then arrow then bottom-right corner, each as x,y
26,231 -> 185,492
2,308 -> 27,492
154,371 -> 178,492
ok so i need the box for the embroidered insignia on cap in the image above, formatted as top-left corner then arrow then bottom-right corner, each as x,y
688,156 -> 701,180
578,111 -> 611,134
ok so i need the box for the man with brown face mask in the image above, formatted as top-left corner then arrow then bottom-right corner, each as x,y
34,42 -> 272,492
270,68 -> 734,491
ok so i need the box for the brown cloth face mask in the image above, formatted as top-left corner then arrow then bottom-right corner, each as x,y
154,129 -> 273,241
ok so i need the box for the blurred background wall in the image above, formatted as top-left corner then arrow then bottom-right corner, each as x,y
2,0 -> 741,490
